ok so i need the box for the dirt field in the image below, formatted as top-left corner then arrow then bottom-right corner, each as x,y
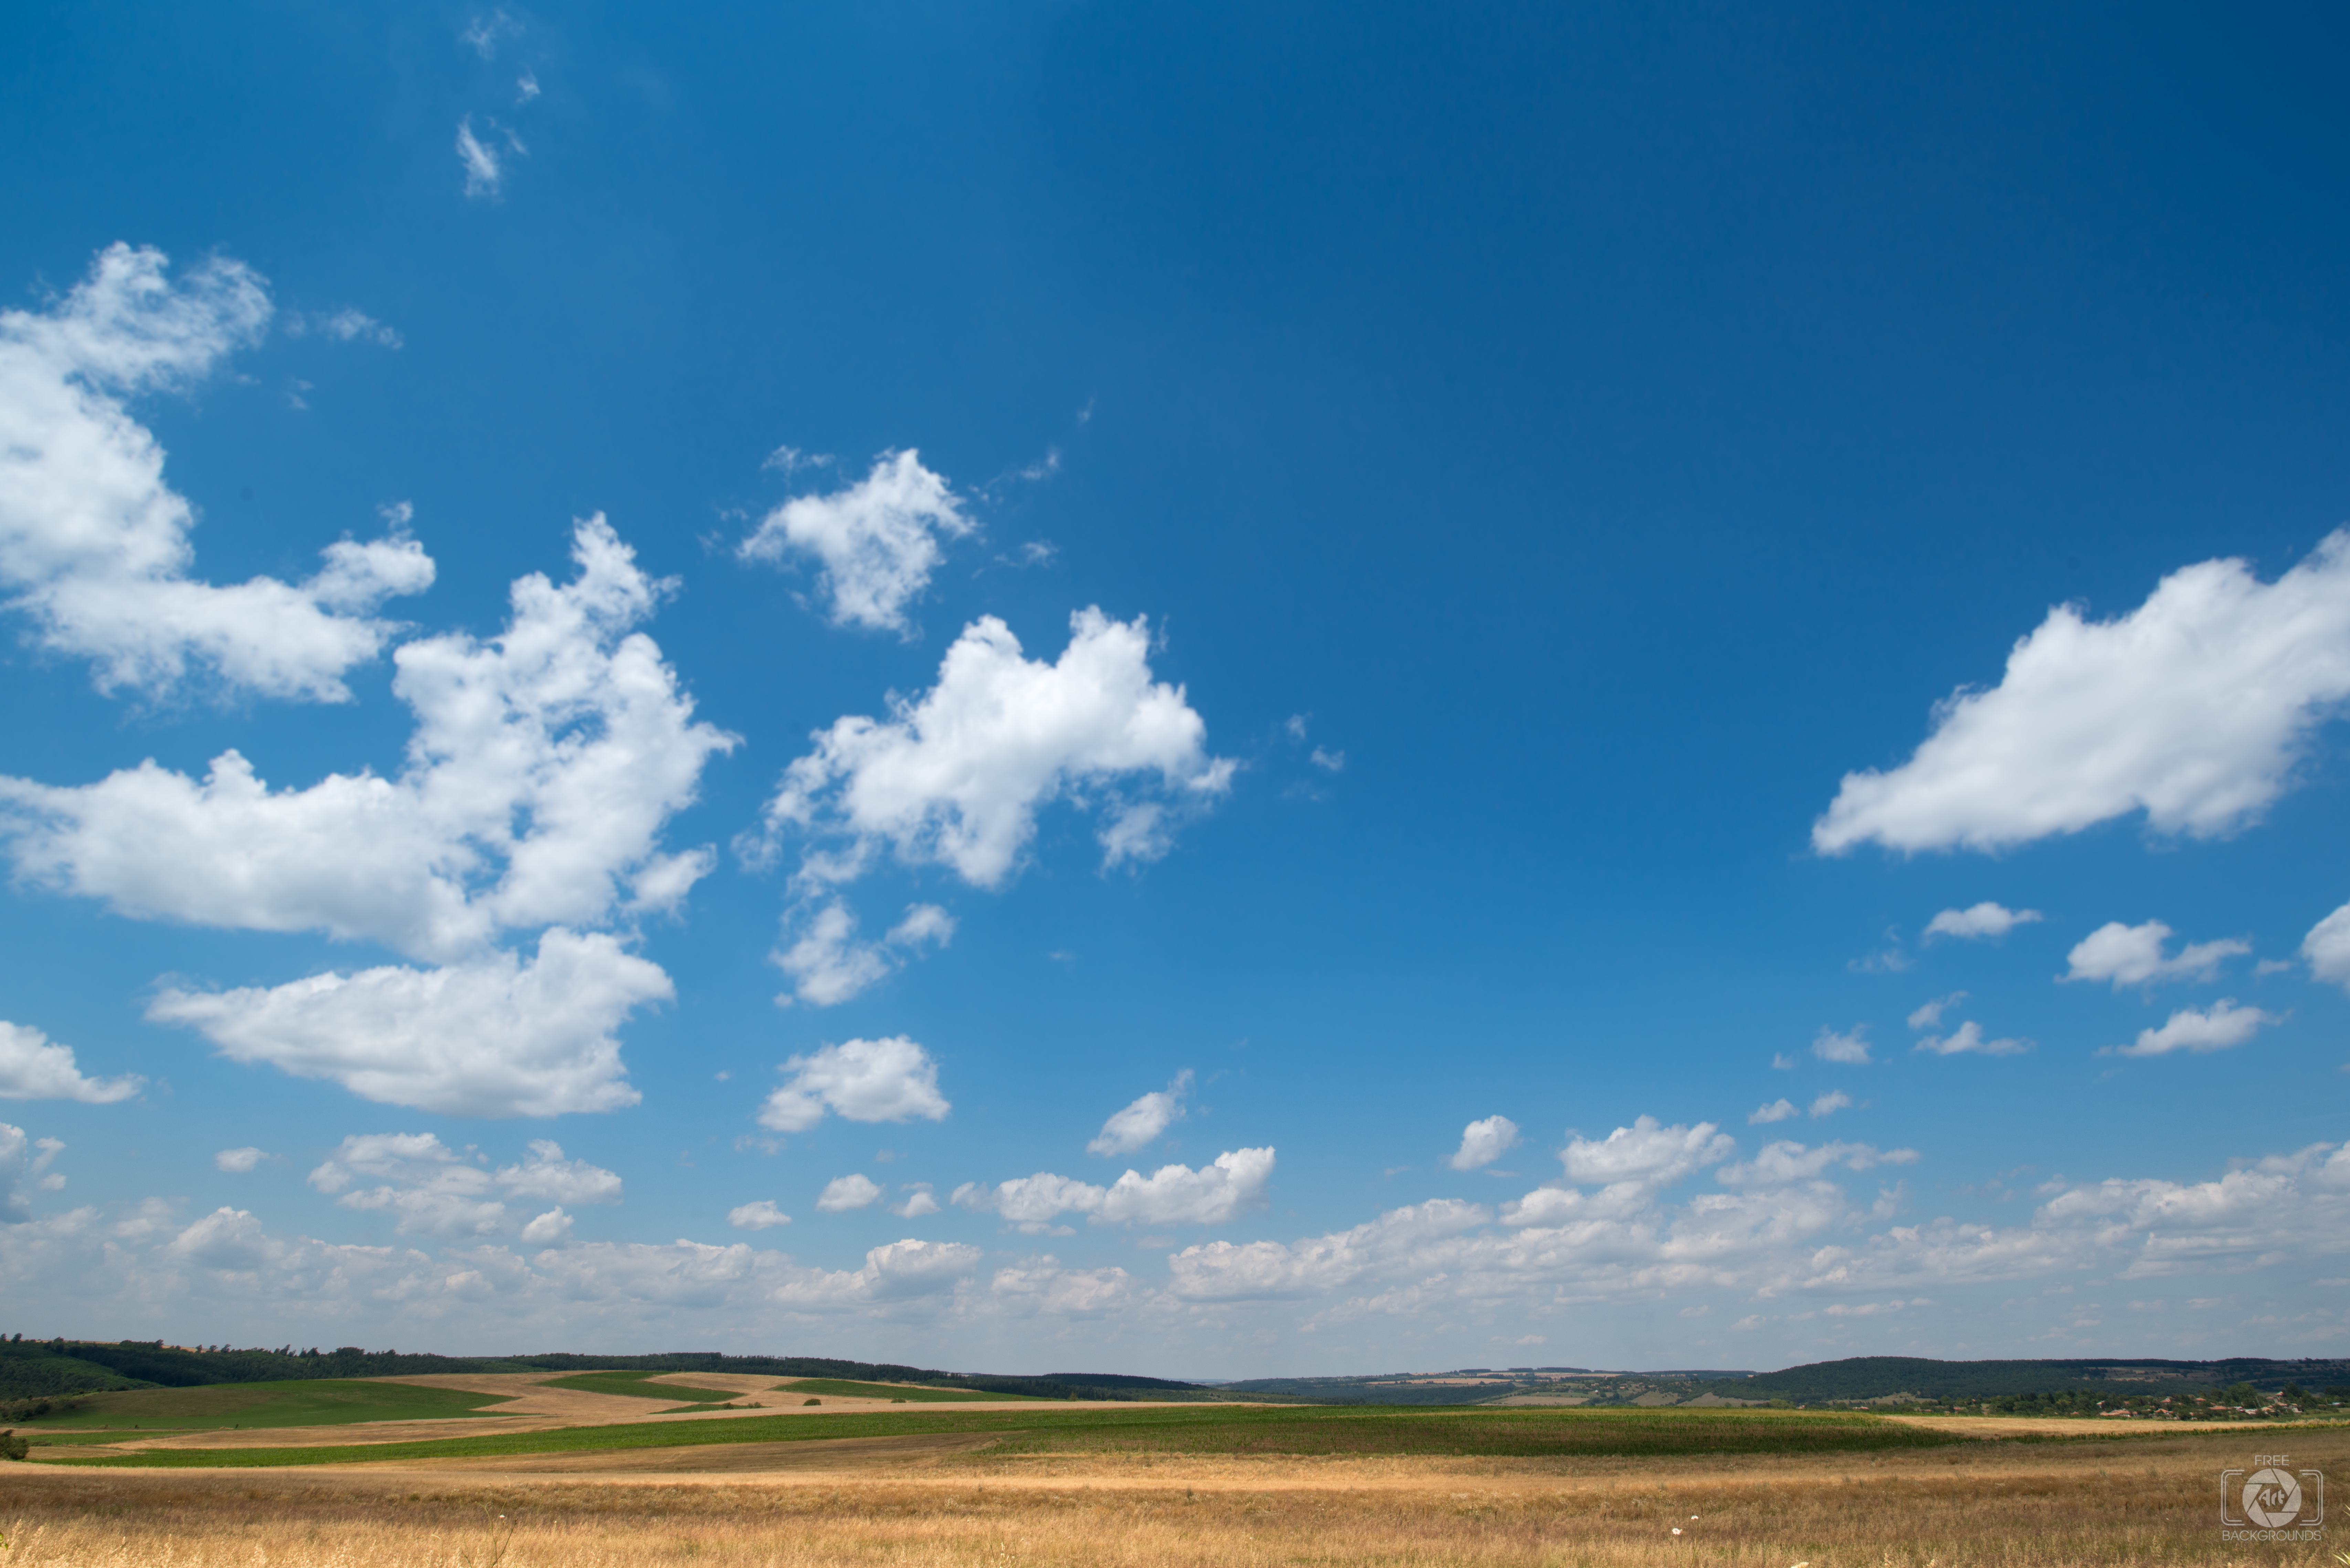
3,1419 -> 2341,1565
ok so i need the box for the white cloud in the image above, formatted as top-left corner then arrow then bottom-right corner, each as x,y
8,518 -> 730,1116
894,1187 -> 939,1218
1816,533 -> 2350,853
1812,1025 -> 1872,1065
1310,747 -> 1345,772
772,901 -> 954,1008
12,1128 -> 2350,1350
1748,1099 -> 1798,1125
1925,903 -> 2042,941
728,1201 -> 791,1231
1,516 -> 735,964
2304,903 -> 2350,989
1446,1114 -> 1520,1171
1099,1149 -> 1274,1226
214,1147 -> 267,1173
0,1021 -> 142,1103
738,450 -> 974,632
0,243 -> 434,701
151,928 -> 670,1117
2062,920 -> 2249,988
285,308 -> 402,349
457,117 -> 505,199
759,1037 -> 950,1133
1088,1070 -> 1193,1157
515,70 -> 540,105
1809,1090 -> 1852,1119
519,1207 -> 571,1245
1558,1117 -> 1733,1187
753,607 -> 1234,888
462,9 -> 521,58
305,1131 -> 619,1237
1913,1020 -> 2033,1057
953,1147 -> 1275,1231
1906,992 -> 1967,1031
0,1124 -> 67,1222
1715,1140 -> 1918,1187
816,1174 -> 883,1213
769,1238 -> 985,1308
2108,1000 -> 2279,1058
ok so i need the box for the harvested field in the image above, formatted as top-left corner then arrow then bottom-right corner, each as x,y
2,1419 -> 2342,1565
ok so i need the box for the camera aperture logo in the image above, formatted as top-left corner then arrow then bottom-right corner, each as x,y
2222,1457 -> 2325,1542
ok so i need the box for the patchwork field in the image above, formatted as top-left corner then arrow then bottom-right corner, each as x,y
3,1414 -> 2343,1567
13,1377 -> 510,1432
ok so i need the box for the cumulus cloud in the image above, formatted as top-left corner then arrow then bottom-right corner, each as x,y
738,450 -> 974,632
10,1129 -> 2350,1348
214,1147 -> 268,1173
1713,1140 -> 1918,1187
1906,992 -> 1967,1031
1558,1118 -> 1734,1188
305,1131 -> 619,1237
1815,533 -> 2350,854
728,1200 -> 791,1231
894,1187 -> 939,1218
772,901 -> 954,1007
751,607 -> 1234,888
1811,1026 -> 1872,1065
816,1174 -> 883,1212
2062,920 -> 2249,988
0,243 -> 434,700
151,929 -> 670,1117
0,1021 -> 142,1103
1088,1071 -> 1193,1157
2303,902 -> 2350,989
518,1207 -> 571,1245
1809,1090 -> 1853,1119
1446,1115 -> 1521,1171
758,1037 -> 950,1133
0,1124 -> 66,1221
1748,1099 -> 1798,1125
2108,1000 -> 2279,1058
6,519 -> 730,1116
953,1148 -> 1275,1232
1913,1020 -> 2033,1057
2,518 -> 733,963
1925,903 -> 2042,941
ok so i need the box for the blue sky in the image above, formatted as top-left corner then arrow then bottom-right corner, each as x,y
2,2 -> 2348,1377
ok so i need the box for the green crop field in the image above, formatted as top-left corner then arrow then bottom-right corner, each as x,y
775,1377 -> 1015,1402
39,1401 -> 1979,1469
538,1370 -> 752,1404
15,1378 -> 511,1433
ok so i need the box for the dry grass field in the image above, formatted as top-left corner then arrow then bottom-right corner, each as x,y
4,1420 -> 2344,1567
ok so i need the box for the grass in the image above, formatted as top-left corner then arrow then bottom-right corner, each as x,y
538,1371 -> 755,1404
777,1378 -> 1014,1402
6,1423 -> 2341,1567
12,1378 -> 510,1432
38,1402 -> 1968,1469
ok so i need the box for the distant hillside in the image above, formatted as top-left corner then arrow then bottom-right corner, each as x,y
0,1337 -> 1220,1403
1697,1356 -> 2350,1403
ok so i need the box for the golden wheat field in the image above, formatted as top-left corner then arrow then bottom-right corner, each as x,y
4,1422 -> 2344,1568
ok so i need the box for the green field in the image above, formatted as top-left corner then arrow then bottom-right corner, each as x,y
15,1378 -> 511,1433
40,1402 -> 1978,1469
538,1370 -> 752,1404
776,1377 -> 1014,1402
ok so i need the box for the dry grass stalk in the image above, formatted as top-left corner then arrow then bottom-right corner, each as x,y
3,1426 -> 2341,1566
